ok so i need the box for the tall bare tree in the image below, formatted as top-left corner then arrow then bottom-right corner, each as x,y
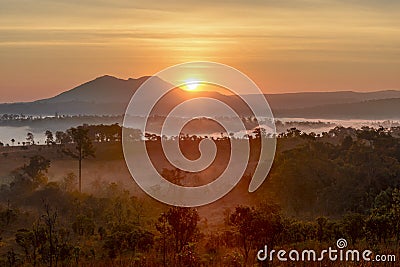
63,126 -> 95,192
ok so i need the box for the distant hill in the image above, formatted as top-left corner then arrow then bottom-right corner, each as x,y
256,90 -> 400,109
0,75 -> 399,119
0,75 -> 172,116
275,98 -> 400,120
41,75 -> 151,103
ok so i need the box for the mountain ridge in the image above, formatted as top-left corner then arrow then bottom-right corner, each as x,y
37,75 -> 153,104
0,75 -> 399,119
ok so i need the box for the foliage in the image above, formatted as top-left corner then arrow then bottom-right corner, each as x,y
0,125 -> 399,266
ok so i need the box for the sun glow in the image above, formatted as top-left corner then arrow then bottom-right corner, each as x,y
185,80 -> 200,91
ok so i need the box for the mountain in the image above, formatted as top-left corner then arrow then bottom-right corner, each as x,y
41,75 -> 151,103
255,90 -> 400,109
0,75 -> 399,119
0,75 -> 172,116
275,98 -> 400,120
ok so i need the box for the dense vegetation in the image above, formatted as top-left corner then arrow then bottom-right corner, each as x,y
0,125 -> 399,266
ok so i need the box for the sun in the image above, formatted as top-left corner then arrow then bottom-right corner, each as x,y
185,79 -> 200,91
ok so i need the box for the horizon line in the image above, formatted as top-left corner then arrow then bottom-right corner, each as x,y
1,74 -> 399,105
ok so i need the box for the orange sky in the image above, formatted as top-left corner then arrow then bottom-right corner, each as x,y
0,0 -> 399,102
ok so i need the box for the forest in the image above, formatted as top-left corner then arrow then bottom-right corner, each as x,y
0,124 -> 399,266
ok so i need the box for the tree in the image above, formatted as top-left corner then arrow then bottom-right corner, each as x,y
26,132 -> 34,145
229,206 -> 254,263
365,189 -> 393,244
341,213 -> 365,245
72,214 -> 95,236
63,126 -> 95,192
15,229 -> 34,263
55,131 -> 71,145
22,156 -> 50,185
60,172 -> 77,192
45,130 -> 54,146
252,202 -> 283,250
15,203 -> 73,267
11,155 -> 50,192
11,138 -> 15,146
41,203 -> 58,267
157,207 -> 200,265
391,188 -> 400,246
156,212 -> 169,267
0,202 -> 18,227
104,223 -> 154,264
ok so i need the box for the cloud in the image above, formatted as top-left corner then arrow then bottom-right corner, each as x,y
0,0 -> 398,100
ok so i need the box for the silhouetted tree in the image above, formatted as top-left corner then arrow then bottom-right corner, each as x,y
63,126 -> 95,192
10,155 -> 50,193
55,131 -> 71,145
229,206 -> 254,263
45,130 -> 54,146
26,132 -> 34,145
157,207 -> 199,265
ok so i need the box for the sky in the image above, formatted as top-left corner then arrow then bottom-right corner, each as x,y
0,0 -> 399,102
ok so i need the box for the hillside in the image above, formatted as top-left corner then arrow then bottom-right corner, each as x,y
41,75 -> 150,103
0,75 -> 399,119
276,98 -> 400,119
